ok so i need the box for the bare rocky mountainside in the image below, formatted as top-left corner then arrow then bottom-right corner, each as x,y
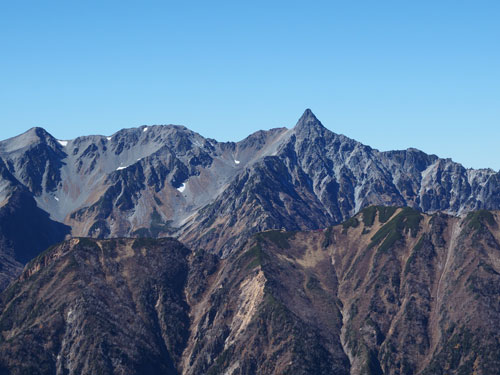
1,207 -> 499,374
1,109 -> 500,287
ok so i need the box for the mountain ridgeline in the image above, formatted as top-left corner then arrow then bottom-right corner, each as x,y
1,207 -> 499,374
0,110 -> 499,275
0,110 -> 500,374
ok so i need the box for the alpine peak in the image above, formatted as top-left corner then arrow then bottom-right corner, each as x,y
293,108 -> 325,134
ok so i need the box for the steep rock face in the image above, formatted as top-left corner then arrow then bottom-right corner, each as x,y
1,110 -> 500,262
0,158 -> 70,290
0,189 -> 70,265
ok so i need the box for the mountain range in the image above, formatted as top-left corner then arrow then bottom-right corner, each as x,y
0,110 -> 499,374
1,109 -> 499,287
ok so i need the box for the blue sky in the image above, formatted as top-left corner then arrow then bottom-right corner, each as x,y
1,1 -> 499,170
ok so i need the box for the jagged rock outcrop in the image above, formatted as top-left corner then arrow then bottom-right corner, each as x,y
1,207 -> 499,374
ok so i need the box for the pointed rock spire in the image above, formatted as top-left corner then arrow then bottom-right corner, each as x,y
293,109 -> 325,136
298,108 -> 318,122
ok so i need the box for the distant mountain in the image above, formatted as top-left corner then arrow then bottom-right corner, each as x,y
1,207 -> 499,374
0,109 -> 499,282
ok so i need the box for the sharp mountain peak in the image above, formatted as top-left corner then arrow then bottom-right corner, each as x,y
293,108 -> 325,133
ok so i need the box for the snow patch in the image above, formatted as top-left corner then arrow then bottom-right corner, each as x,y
116,166 -> 128,171
143,127 -> 148,132
106,136 -> 112,141
57,140 -> 68,147
234,160 -> 240,164
54,196 -> 59,202
177,183 -> 186,193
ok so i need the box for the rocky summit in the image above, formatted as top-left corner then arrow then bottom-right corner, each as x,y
1,110 -> 500,286
0,207 -> 499,374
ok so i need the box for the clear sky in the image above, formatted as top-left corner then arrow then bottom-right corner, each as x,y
1,1 -> 499,170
